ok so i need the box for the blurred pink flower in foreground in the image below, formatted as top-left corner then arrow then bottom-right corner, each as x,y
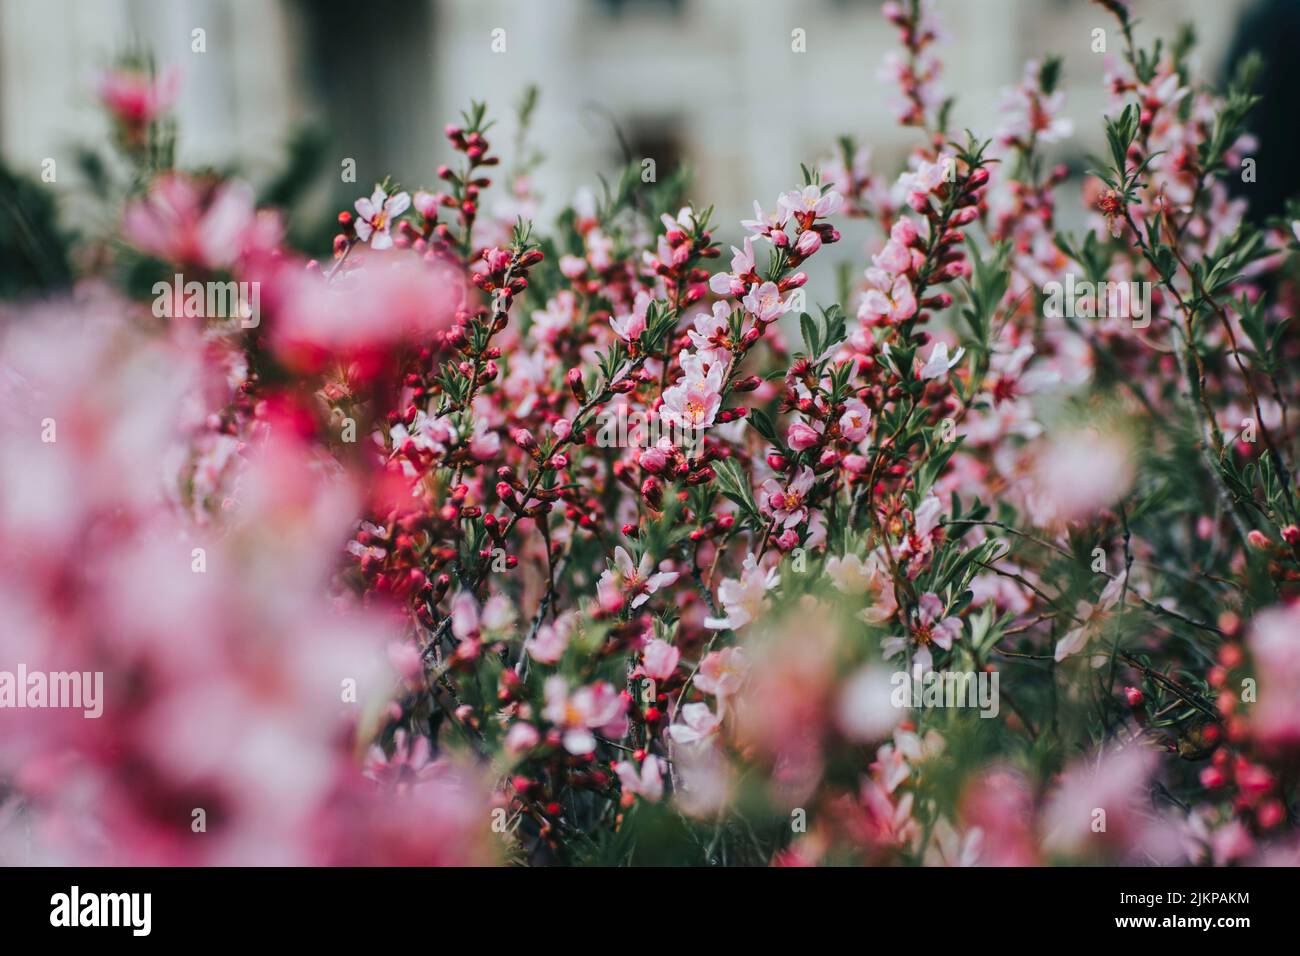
1028,426 -> 1135,525
97,66 -> 179,127
124,173 -> 283,271
269,251 -> 463,379
0,302 -> 495,865
1041,745 -> 1182,864
1246,604 -> 1300,750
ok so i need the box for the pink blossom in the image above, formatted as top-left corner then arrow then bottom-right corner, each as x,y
825,552 -> 873,593
412,190 -> 438,217
881,592 -> 961,675
1246,604 -> 1300,748
270,251 -> 462,377
760,466 -> 815,529
504,721 -> 541,755
1042,746 -> 1181,863
856,550 -> 900,624
708,238 -> 757,297
354,187 -> 411,250
858,268 -> 917,326
694,646 -> 750,700
872,238 -> 912,274
615,755 -> 665,802
123,175 -> 275,270
704,554 -> 779,630
661,357 -> 724,430
524,614 -> 573,665
468,424 -> 501,461
640,638 -> 681,680
741,281 -> 789,324
778,184 -> 844,221
997,61 -> 1073,145
740,201 -> 789,244
97,66 -> 178,126
1029,428 -> 1135,525
686,302 -> 735,366
918,341 -> 964,380
891,217 -> 919,245
899,156 -> 954,208
596,546 -> 680,610
667,702 -> 722,748
449,590 -> 480,640
839,399 -> 872,442
610,291 -> 652,342
1053,576 -> 1125,663
542,676 -> 628,754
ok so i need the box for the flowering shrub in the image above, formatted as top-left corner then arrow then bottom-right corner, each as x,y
2,0 -> 1299,867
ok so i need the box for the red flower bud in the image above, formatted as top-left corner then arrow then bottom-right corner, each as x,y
641,477 -> 663,509
567,368 -> 588,403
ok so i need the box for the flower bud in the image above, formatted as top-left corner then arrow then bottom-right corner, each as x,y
950,205 -> 980,226
641,477 -> 663,509
795,230 -> 822,256
567,368 -> 588,402
639,447 -> 668,474
445,324 -> 469,350
787,420 -> 821,451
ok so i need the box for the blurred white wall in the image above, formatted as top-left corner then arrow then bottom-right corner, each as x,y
0,0 -> 1253,230
0,0 -> 305,176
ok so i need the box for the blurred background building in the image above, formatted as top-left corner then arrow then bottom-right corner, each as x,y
0,0 -> 1270,261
